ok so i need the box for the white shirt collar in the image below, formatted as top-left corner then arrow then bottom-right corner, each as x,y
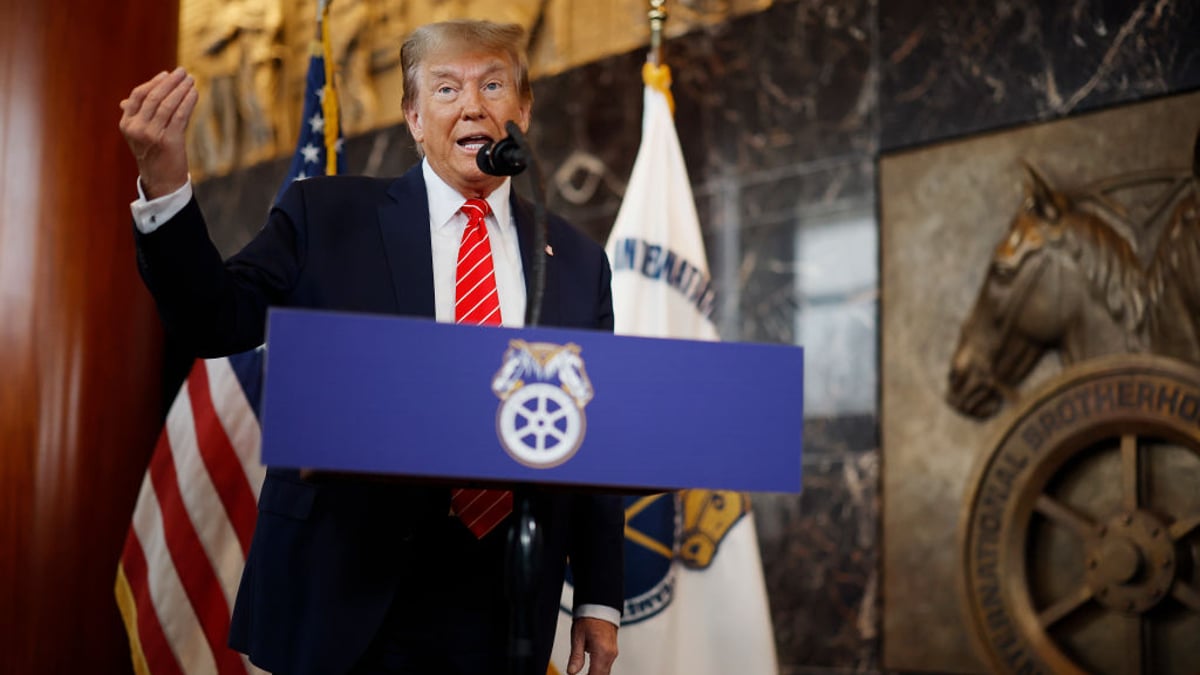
422,158 -> 512,231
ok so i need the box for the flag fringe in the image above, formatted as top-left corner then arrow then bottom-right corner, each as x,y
115,564 -> 153,675
320,4 -> 339,175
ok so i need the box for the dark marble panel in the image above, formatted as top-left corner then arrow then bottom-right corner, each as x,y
193,156 -> 288,258
345,124 -> 421,177
804,413 -> 879,458
734,156 -> 878,372
669,0 -> 877,174
880,0 -> 1200,151
531,0 -> 878,246
755,450 -> 881,672
526,50 -> 644,244
736,156 -> 876,230
739,216 -> 801,343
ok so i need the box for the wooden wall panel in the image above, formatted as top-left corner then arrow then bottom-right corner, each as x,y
0,1 -> 178,673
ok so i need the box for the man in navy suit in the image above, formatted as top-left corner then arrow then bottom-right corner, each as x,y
120,20 -> 623,675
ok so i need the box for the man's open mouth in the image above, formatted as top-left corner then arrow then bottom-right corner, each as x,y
457,135 -> 492,151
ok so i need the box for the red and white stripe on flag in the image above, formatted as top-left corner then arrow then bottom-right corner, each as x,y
115,357 -> 268,675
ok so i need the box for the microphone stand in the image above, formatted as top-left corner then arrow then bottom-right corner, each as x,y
504,120 -> 547,329
480,121 -> 547,675
505,487 -> 542,675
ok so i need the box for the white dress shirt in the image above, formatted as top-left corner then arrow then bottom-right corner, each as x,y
421,160 -> 526,327
130,176 -> 194,233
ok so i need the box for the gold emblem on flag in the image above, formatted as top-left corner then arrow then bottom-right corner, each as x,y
679,490 -> 751,569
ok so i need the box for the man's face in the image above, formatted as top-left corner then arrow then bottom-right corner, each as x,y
405,48 -> 531,198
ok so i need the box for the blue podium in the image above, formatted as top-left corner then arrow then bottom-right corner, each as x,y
260,308 -> 803,493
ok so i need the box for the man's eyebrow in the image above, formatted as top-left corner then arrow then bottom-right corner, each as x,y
427,61 -> 510,81
476,62 -> 509,77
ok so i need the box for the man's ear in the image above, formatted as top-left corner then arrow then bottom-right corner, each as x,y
517,101 -> 531,134
405,106 -> 424,143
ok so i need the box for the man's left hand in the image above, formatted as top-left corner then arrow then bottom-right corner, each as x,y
566,617 -> 618,675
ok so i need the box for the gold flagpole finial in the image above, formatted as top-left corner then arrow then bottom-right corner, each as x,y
644,0 -> 674,114
648,0 -> 668,65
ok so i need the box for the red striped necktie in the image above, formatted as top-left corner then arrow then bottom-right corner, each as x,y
450,198 -> 513,538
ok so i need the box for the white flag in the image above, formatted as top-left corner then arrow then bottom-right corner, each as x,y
550,62 -> 778,675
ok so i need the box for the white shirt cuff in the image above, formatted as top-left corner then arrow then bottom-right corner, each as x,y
574,603 -> 621,627
130,177 -> 193,234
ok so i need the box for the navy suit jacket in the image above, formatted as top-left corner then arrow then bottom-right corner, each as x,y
135,165 -> 625,675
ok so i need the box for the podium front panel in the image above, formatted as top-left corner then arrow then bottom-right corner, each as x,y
262,309 -> 803,493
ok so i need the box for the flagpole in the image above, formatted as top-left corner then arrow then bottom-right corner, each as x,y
648,0 -> 667,65
318,0 -> 340,175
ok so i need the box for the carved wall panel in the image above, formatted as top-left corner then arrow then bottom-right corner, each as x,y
178,0 -> 775,179
880,90 -> 1200,673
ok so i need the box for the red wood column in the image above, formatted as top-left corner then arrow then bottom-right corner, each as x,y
0,1 -> 178,672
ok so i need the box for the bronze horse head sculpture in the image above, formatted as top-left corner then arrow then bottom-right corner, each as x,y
946,166 -> 1151,418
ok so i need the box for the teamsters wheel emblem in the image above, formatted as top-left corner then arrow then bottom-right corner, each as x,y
492,340 -> 593,469
960,354 -> 1200,675
498,383 -> 585,466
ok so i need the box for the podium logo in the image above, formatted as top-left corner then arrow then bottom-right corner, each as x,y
491,340 -> 593,468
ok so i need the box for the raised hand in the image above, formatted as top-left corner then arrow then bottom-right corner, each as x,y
118,67 -> 199,199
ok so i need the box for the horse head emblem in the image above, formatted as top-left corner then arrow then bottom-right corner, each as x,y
947,142 -> 1200,419
492,341 -> 593,405
678,490 -> 750,569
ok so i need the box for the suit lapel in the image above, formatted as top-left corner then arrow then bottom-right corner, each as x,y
511,194 -> 556,326
378,165 -> 436,318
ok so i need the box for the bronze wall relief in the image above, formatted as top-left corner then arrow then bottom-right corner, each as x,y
881,91 -> 1200,674
176,0 -> 775,179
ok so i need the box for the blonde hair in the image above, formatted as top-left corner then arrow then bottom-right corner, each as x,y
400,20 -> 533,115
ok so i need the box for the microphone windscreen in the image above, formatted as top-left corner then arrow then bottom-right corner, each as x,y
476,137 -> 527,176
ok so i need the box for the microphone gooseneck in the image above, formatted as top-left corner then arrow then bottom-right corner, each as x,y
478,121 -> 546,328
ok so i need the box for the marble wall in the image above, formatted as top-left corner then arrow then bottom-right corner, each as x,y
189,0 -> 1199,672
879,0 -> 1200,151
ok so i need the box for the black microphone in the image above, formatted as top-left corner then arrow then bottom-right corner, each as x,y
476,132 -> 528,176
478,120 -> 546,328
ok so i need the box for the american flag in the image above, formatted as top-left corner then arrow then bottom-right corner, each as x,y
115,354 -> 267,675
115,4 -> 342,672
274,2 -> 345,204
